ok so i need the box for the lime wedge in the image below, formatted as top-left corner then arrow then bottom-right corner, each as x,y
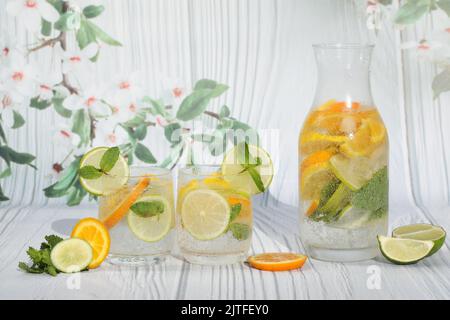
222,144 -> 274,195
127,195 -> 173,242
79,147 -> 129,196
50,238 -> 93,273
377,235 -> 434,265
181,189 -> 230,240
392,224 -> 446,256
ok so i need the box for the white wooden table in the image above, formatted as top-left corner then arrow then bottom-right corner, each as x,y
1,195 -> 449,300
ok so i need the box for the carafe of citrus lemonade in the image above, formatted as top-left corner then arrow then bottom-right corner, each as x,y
299,44 -> 389,262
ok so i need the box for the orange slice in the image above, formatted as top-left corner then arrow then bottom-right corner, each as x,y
305,200 -> 319,217
340,118 -> 386,157
300,149 -> 335,174
300,162 -> 334,200
101,177 -> 150,229
300,132 -> 348,155
248,253 -> 308,271
71,218 -> 111,269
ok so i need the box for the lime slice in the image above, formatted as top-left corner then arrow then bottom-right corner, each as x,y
50,238 -> 93,273
127,195 -> 173,242
222,144 -> 274,195
79,147 -> 129,196
329,154 -> 372,191
333,205 -> 372,229
181,189 -> 230,240
377,235 -> 434,265
392,224 -> 446,256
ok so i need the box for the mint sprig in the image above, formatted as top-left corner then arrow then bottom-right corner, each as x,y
229,203 -> 242,222
236,143 -> 265,193
229,223 -> 250,241
18,235 -> 64,276
78,147 -> 120,180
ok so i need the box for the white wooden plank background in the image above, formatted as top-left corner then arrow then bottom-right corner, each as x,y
0,0 -> 449,300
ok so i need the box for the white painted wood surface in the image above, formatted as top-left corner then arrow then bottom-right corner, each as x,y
0,0 -> 449,299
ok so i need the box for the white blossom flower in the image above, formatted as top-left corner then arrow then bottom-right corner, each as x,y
160,76 -> 190,109
0,53 -> 36,102
53,123 -> 81,149
401,39 -> 449,62
0,34 -> 19,64
36,72 -> 62,101
61,43 -> 98,75
106,72 -> 143,106
63,83 -> 111,119
93,119 -> 128,147
6,0 -> 59,33
0,89 -> 22,128
108,100 -> 142,124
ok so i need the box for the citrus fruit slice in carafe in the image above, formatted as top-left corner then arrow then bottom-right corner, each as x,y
248,253 -> 308,271
392,224 -> 446,257
127,195 -> 173,242
101,177 -> 150,229
50,238 -> 93,273
300,132 -> 348,155
181,189 -> 230,240
71,218 -> 111,269
377,235 -> 434,265
340,118 -> 386,157
222,144 -> 274,195
79,146 -> 130,196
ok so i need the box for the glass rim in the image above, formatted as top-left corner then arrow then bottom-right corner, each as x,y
179,165 -> 248,178
312,43 -> 375,50
124,165 -> 172,179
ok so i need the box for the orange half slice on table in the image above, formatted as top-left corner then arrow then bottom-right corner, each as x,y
248,253 -> 308,271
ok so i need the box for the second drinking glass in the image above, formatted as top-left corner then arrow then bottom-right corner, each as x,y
177,166 -> 253,265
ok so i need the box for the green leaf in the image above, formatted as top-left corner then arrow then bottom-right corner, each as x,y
18,262 -> 43,274
83,5 -> 105,19
432,68 -> 450,99
164,123 -> 182,143
55,12 -> 81,31
194,79 -> 229,97
394,0 -> 431,24
123,111 -> 146,128
44,235 -> 63,249
437,0 -> 450,16
30,97 -> 51,110
230,204 -> 242,222
76,19 -> 97,49
43,158 -> 79,197
135,143 -> 157,164
0,167 -> 12,179
176,89 -> 213,121
130,201 -> 165,217
0,184 -> 9,202
100,147 -> 120,173
133,124 -> 147,141
47,0 -> 63,13
66,182 -> 87,206
41,19 -> 52,37
52,97 -> 72,118
79,165 -> 103,179
229,223 -> 250,241
219,105 -> 231,118
11,111 -> 25,129
352,167 -> 388,212
142,97 -> 169,117
231,120 -> 259,145
86,20 -> 122,46
71,109 -> 90,147
0,146 -> 35,166
0,124 -> 6,143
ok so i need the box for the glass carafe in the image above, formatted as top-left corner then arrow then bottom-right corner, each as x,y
298,44 -> 389,262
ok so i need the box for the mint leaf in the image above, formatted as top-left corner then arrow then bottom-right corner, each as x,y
229,223 -> 250,241
100,147 -> 120,173
44,235 -> 63,250
79,165 -> 103,179
230,204 -> 242,222
83,5 -> 105,18
18,262 -> 43,274
130,201 -> 165,217
352,167 -> 388,212
247,167 -> 265,193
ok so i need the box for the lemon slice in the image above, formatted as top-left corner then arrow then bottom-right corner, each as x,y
50,238 -> 93,273
79,147 -> 129,196
181,189 -> 230,240
221,144 -> 274,195
377,235 -> 433,265
127,195 -> 173,242
392,224 -> 446,257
